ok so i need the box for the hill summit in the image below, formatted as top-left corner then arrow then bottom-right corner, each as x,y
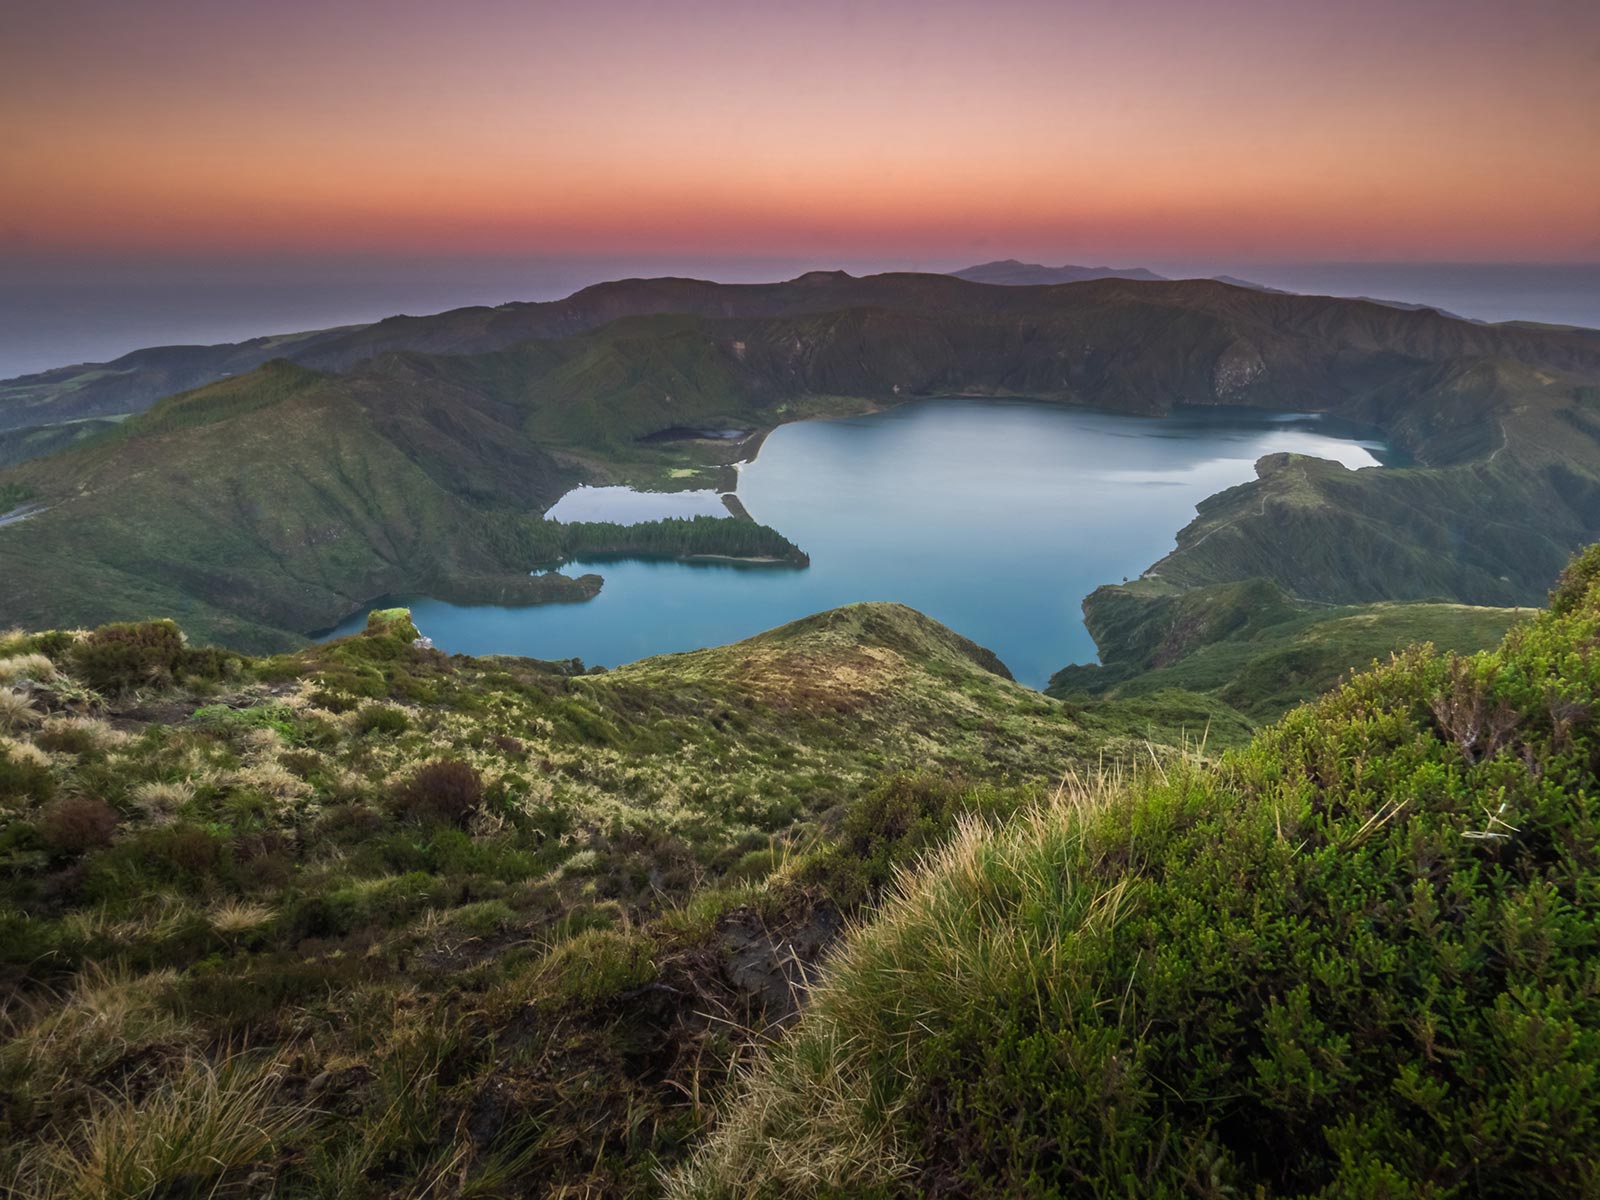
951,259 -> 1168,284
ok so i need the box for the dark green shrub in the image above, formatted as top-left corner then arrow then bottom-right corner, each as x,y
180,646 -> 243,682
314,804 -> 384,844
30,629 -> 76,660
797,774 -> 1023,904
683,547 -> 1600,1198
355,704 -> 409,736
191,703 -> 297,741
70,619 -> 187,692
1549,541 -> 1600,615
0,747 -> 54,802
84,824 -> 227,897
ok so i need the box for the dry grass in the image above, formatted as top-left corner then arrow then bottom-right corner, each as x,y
0,734 -> 53,768
0,966 -> 191,1104
225,758 -> 309,802
0,687 -> 40,731
208,899 -> 277,937
10,1054 -> 303,1200
129,779 -> 194,822
56,897 -> 203,955
666,765 -> 1137,1199
0,653 -> 58,685
38,715 -> 129,754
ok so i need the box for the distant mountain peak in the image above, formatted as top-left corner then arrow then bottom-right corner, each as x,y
952,260 -> 1168,285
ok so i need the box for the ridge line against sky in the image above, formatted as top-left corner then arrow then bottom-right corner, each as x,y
3,0 -> 1598,263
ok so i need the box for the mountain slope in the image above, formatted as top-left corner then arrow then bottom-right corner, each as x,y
1048,575 -> 1523,719
0,359 -> 800,649
3,274 -> 1600,653
8,271 -> 1600,434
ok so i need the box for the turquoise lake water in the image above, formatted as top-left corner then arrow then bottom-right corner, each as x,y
321,399 -> 1389,688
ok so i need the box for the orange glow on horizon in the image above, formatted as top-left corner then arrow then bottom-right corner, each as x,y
4,0 -> 1597,263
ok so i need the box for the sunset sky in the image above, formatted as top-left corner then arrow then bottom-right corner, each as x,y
5,0 -> 1597,264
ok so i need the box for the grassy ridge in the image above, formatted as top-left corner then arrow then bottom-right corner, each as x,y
0,419 -> 122,469
3,562 -> 1596,1195
8,272 -> 1600,434
1,602 -> 1178,1197
674,548 -> 1600,1198
1051,575 -> 1524,723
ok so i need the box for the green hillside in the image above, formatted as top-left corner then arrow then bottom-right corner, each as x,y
1050,576 -> 1525,722
3,274 -> 1600,656
673,547 -> 1600,1199
0,359 -> 801,649
0,418 -> 123,469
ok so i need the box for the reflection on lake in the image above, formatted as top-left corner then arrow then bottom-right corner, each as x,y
542,485 -> 730,523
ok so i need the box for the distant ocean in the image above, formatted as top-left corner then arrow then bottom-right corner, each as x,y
1,255 -> 1595,383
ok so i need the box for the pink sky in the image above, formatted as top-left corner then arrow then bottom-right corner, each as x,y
3,0 -> 1596,262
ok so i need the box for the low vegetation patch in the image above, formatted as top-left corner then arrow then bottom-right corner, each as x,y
0,601 -> 1121,1196
2,551 -> 1594,1196
674,548 -> 1600,1198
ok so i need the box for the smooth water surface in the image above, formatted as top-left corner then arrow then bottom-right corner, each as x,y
544,485 -> 729,523
323,399 -> 1388,688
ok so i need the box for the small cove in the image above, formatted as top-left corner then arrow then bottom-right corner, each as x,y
321,399 -> 1391,687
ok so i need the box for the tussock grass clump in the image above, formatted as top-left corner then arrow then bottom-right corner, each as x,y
13,1055 -> 301,1200
527,926 -> 659,1008
129,779 -> 193,822
675,563 -> 1600,1197
0,652 -> 58,685
208,899 -> 277,937
0,966 -> 191,1106
0,687 -> 40,731
34,716 -> 126,756
354,702 -> 409,736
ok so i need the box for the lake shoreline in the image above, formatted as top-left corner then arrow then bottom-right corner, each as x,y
315,398 -> 1390,687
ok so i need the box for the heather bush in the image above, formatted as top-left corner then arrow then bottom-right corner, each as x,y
38,795 -> 119,854
392,759 -> 483,826
70,620 -> 187,692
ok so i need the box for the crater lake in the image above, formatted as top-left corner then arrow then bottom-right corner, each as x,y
322,398 -> 1390,687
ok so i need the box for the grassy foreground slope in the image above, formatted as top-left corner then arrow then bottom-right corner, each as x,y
0,602 -> 1177,1198
675,548 -> 1600,1198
